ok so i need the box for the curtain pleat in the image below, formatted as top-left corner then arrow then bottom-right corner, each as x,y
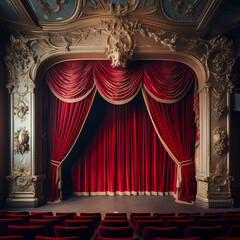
71,94 -> 176,196
47,89 -> 96,201
142,86 -> 196,202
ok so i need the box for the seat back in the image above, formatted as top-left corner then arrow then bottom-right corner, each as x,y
178,212 -> 201,217
105,213 -> 127,218
160,216 -> 188,226
130,213 -> 151,223
197,219 -> 227,228
43,215 -> 67,226
104,216 -> 127,221
136,220 -> 164,237
98,226 -> 134,238
7,211 -> 29,215
65,219 -> 95,234
101,219 -> 129,227
8,214 -> 38,224
31,212 -> 53,218
189,214 -> 218,220
227,225 -> 240,238
56,212 -> 77,220
30,219 -> 61,237
0,218 -> 25,236
153,213 -> 175,220
80,212 -> 101,224
0,236 -> 25,240
184,225 -> 224,240
74,215 -> 98,228
166,219 -> 196,237
142,226 -> 179,240
133,216 -> 158,226
35,237 -> 80,240
8,225 -> 47,240
54,226 -> 91,240
225,218 -> 240,233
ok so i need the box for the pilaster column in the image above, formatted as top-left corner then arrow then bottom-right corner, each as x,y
5,35 -> 45,207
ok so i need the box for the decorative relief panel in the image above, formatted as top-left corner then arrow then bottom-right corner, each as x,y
212,128 -> 226,156
14,127 -> 30,155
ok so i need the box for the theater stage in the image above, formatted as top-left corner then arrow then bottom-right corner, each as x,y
3,195 -> 240,214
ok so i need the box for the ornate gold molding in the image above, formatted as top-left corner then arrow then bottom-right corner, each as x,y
14,127 -> 29,155
37,0 -> 68,16
84,0 -> 156,17
212,128 -> 226,156
212,99 -> 225,120
169,0 -> 201,17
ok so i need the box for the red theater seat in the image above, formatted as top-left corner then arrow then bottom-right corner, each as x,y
8,214 -> 38,224
96,238 -> 140,240
225,218 -> 240,233
0,236 -> 25,240
189,215 -> 218,220
8,225 -> 47,240
184,225 -> 224,240
35,237 -> 80,240
65,219 -> 95,235
142,226 -> 179,240
74,215 -> 98,228
221,214 -> 240,220
30,219 -> 61,237
130,213 -> 151,223
0,218 -> 25,236
204,212 -> 224,218
31,212 -> 53,218
214,238 -> 240,240
56,212 -> 76,220
133,216 -> 158,226
101,219 -> 129,227
178,213 -> 201,217
197,219 -> 227,228
54,226 -> 91,240
80,212 -> 101,224
153,238 -> 201,240
136,220 -> 164,237
166,219 -> 196,237
105,213 -> 127,218
160,216 -> 188,226
153,213 -> 175,220
98,226 -> 134,238
227,225 -> 240,238
0,210 -> 8,215
8,211 -> 29,215
105,216 -> 128,221
43,215 -> 67,226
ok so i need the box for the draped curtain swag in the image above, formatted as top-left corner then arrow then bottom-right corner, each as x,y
46,60 -> 197,203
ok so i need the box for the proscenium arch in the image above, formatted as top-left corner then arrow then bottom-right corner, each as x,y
34,50 -> 206,201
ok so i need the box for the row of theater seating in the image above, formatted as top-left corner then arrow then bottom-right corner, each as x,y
0,210 -> 240,239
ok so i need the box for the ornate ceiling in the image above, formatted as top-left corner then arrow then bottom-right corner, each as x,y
0,0 -> 239,38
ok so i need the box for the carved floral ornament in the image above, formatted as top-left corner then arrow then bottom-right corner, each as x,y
212,128 -> 227,156
4,19 -> 235,88
14,127 -> 30,155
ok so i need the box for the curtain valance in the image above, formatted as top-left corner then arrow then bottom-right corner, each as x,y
46,60 -> 195,104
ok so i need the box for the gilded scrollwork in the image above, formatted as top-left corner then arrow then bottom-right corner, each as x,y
169,0 -> 201,17
5,33 -> 37,90
84,0 -> 156,17
37,0 -> 68,16
14,127 -> 30,155
212,128 -> 227,156
209,161 -> 234,194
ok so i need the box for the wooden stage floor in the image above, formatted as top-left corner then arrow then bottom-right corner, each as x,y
3,195 -> 240,214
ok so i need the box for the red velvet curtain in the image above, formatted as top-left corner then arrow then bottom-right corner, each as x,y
47,90 -> 96,202
71,94 -> 176,195
142,87 -> 196,202
46,60 -> 197,202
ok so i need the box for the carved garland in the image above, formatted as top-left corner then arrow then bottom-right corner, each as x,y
14,127 -> 30,155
